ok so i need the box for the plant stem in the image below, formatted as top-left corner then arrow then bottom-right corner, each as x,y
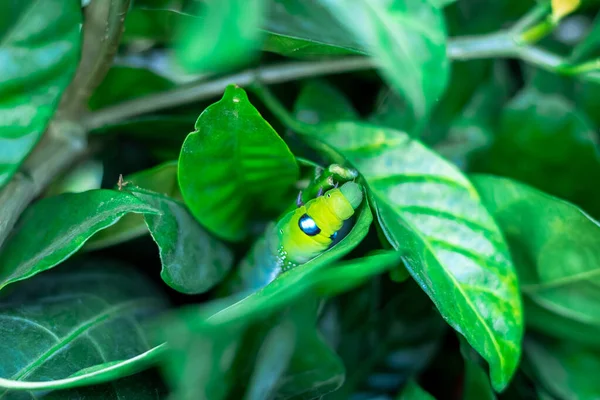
84,57 -> 375,131
0,0 -> 130,248
60,0 -> 132,120
85,31 -> 581,130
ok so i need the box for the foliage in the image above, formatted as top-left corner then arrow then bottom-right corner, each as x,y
1,0 -> 599,399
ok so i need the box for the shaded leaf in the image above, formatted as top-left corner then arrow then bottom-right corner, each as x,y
89,66 -> 175,111
178,85 -> 299,242
130,187 -> 234,294
0,0 -> 82,187
526,336 -> 600,400
473,175 -> 600,346
397,380 -> 435,400
294,80 -> 358,125
469,87 -> 600,219
0,190 -> 158,291
176,0 -> 267,72
319,0 -> 448,117
327,279 -> 446,399
0,261 -> 168,394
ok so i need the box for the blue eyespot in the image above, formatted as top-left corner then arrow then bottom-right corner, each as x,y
298,214 -> 321,236
330,231 -> 338,240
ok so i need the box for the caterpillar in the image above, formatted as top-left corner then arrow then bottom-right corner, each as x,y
228,181 -> 364,292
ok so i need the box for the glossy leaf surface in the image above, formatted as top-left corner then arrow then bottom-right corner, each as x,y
178,85 -> 299,242
318,0 -> 448,117
0,0 -> 82,187
0,190 -> 157,291
473,175 -> 600,345
312,121 -> 522,390
0,261 -> 168,394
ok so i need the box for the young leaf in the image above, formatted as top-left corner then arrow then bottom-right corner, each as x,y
130,188 -> 234,295
0,0 -> 82,188
473,175 -> 600,346
318,0 -> 449,118
178,85 -> 299,242
0,190 -> 158,291
0,261 -> 168,394
176,0 -> 268,72
312,122 -> 522,391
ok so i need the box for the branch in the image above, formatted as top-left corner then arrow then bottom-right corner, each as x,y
84,56 -> 375,130
0,0 -> 131,248
59,0 -> 132,120
85,30 -> 583,130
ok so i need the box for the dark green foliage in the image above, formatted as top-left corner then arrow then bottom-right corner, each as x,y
0,0 -> 599,399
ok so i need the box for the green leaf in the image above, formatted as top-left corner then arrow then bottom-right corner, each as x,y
178,85 -> 299,242
469,87 -> 600,219
460,341 -> 496,400
472,175 -> 600,346
293,80 -> 358,125
0,0 -> 82,188
0,190 -> 158,291
130,187 -> 234,294
397,380 -> 436,400
311,122 -> 522,391
525,337 -> 600,400
176,0 -> 267,72
0,260 -> 168,394
569,13 -> 600,63
319,0 -> 449,117
263,0 -> 365,57
46,159 -> 104,196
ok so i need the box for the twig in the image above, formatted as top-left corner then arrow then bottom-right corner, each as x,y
85,30 -> 584,130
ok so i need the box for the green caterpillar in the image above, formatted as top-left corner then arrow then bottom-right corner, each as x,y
232,181 -> 364,291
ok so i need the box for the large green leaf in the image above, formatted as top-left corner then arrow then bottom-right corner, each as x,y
308,122 -> 522,391
178,85 -> 299,242
525,336 -> 600,400
0,260 -> 168,396
473,175 -> 600,346
318,0 -> 448,118
469,87 -> 600,219
130,187 -> 234,295
176,0 -> 267,72
0,190 -> 158,291
0,0 -> 82,188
